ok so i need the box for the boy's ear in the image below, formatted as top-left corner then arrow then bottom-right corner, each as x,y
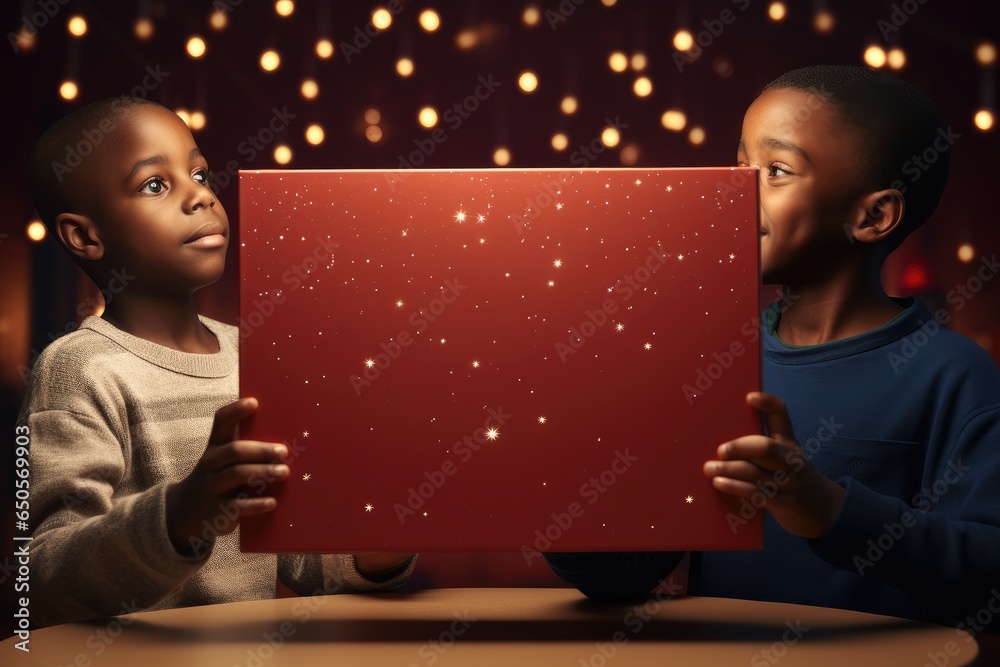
55,213 -> 105,261
848,189 -> 905,245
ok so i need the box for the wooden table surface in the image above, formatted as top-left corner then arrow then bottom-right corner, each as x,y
3,588 -> 981,666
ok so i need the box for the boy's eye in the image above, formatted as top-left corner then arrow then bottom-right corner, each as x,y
193,168 -> 210,185
768,164 -> 792,177
138,177 -> 166,195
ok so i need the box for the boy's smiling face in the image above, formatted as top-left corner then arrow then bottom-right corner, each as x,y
738,87 -> 872,286
77,104 -> 229,294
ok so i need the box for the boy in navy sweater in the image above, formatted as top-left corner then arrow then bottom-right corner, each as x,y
545,65 -> 1000,632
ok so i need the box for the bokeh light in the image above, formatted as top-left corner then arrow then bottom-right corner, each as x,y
619,144 -> 639,165
372,8 -> 393,31
631,53 -> 647,71
301,79 -> 319,99
455,30 -> 478,50
68,16 -> 87,37
186,36 -> 207,58
976,42 -> 997,66
957,244 -> 975,263
365,108 -> 382,124
14,27 -> 36,51
418,106 -> 439,128
902,263 -> 928,289
59,80 -> 78,100
864,45 -> 887,68
175,109 -> 191,126
814,10 -> 835,33
365,125 -> 384,143
209,10 -> 228,30
601,126 -> 621,147
551,133 -> 569,151
260,50 -> 281,71
523,6 -> 541,26
189,111 -> 206,131
493,147 -> 512,166
661,109 -> 687,131
134,18 -> 154,40
560,96 -> 578,115
518,71 -> 539,93
688,127 -> 706,145
768,2 -> 787,21
419,10 -> 441,32
633,77 -> 653,97
273,145 -> 293,165
974,109 -> 995,131
673,31 -> 693,51
887,48 -> 906,70
305,124 -> 325,145
396,57 -> 415,77
275,1 -> 294,17
27,221 -> 47,242
316,39 -> 334,59
609,51 -> 628,73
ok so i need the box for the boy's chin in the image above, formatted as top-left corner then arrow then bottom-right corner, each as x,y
189,264 -> 228,291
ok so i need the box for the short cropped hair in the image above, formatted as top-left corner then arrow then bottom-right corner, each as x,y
28,96 -> 158,229
764,65 -> 951,251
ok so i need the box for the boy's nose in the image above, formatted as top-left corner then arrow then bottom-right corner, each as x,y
185,183 -> 217,213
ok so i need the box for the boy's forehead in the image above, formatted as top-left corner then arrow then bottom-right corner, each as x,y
741,88 -> 840,146
101,107 -> 200,170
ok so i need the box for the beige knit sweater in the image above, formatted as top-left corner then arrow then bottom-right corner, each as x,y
19,315 -> 413,627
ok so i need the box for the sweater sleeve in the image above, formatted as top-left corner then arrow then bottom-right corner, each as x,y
277,553 -> 416,596
543,551 -> 685,601
23,361 -> 210,627
809,404 -> 1000,626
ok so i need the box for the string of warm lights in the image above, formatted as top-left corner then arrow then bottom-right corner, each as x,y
14,0 -> 996,268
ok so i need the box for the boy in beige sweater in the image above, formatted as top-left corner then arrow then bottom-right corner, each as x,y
21,97 -> 414,627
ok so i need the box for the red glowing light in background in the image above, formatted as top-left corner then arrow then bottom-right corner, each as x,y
902,264 -> 929,290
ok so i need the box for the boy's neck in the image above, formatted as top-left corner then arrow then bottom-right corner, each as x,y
100,294 -> 219,354
776,264 -> 905,346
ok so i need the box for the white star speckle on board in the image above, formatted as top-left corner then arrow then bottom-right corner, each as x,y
486,428 -> 500,441
303,431 -> 310,437
365,503 -> 374,512
365,358 -> 376,368
685,496 -> 694,504
538,416 -> 547,424
455,210 -> 467,223
303,474 -> 311,481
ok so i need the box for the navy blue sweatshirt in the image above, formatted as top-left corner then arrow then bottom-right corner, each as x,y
546,298 -> 1000,630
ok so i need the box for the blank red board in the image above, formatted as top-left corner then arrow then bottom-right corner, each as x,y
238,167 -> 762,554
